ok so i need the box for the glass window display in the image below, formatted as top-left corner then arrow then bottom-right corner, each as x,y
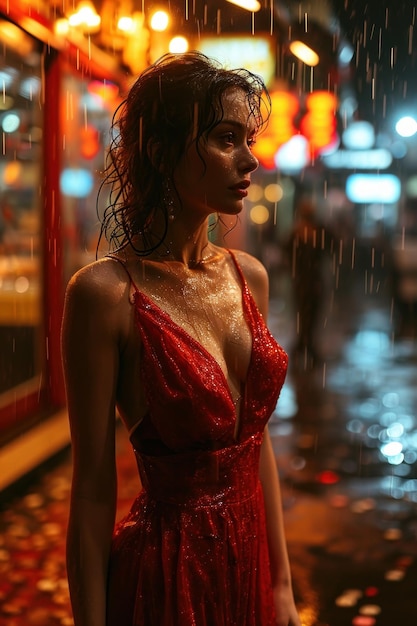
60,73 -> 120,281
0,22 -> 43,404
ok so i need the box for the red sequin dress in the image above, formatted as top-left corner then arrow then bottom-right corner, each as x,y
106,252 -> 288,626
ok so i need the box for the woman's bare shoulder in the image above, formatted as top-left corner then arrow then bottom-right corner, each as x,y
65,257 -> 130,309
230,249 -> 268,285
229,249 -> 269,313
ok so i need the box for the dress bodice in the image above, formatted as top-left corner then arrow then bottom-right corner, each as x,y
128,250 -> 288,456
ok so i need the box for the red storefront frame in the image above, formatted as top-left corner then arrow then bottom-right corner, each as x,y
0,0 -> 125,441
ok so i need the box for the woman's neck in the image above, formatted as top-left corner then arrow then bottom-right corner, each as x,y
155,216 -> 214,267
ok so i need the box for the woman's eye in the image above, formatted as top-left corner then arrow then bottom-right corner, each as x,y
219,131 -> 256,148
223,132 -> 235,144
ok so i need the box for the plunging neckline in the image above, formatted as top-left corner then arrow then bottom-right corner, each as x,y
132,278 -> 254,440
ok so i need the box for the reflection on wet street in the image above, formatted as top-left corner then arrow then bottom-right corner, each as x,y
269,263 -> 417,626
0,266 -> 416,626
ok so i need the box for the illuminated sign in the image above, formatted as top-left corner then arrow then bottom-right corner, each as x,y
300,91 -> 337,156
252,90 -> 338,170
346,174 -> 401,204
322,149 -> 393,170
254,91 -> 299,169
198,36 -> 276,87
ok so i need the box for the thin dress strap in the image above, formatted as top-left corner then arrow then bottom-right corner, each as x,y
226,249 -> 249,291
107,254 -> 146,435
107,254 -> 140,303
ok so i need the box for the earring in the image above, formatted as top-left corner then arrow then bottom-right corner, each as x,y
163,179 -> 175,222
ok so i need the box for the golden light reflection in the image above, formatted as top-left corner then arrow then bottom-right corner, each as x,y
15,276 -> 30,294
264,183 -> 283,203
3,161 -> 21,186
250,204 -> 269,225
54,18 -> 70,36
68,1 -> 101,32
150,10 -> 170,32
169,36 -> 189,54
298,605 -> 319,626
117,16 -> 135,33
0,20 -> 34,56
0,96 -> 14,111
247,183 -> 264,203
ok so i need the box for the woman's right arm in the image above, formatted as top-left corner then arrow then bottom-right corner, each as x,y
61,264 -> 124,626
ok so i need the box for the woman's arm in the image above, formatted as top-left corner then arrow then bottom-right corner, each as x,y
61,262 -> 126,626
259,430 -> 300,626
235,250 -> 300,626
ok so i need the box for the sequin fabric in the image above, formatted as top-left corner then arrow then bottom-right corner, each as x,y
107,251 -> 288,626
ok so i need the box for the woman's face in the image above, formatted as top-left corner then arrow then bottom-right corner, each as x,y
173,87 -> 259,219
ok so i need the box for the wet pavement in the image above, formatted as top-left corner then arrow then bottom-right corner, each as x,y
1,260 -> 417,626
270,262 -> 417,626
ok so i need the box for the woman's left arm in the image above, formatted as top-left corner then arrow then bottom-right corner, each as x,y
259,429 -> 301,626
234,249 -> 301,626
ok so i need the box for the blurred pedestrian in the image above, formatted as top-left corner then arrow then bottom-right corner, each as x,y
286,197 -> 334,365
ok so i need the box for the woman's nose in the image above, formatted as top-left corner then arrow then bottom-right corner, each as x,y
242,146 -> 259,173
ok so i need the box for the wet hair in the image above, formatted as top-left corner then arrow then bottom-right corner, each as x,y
98,50 -> 270,256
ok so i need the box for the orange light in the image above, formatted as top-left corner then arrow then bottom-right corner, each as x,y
3,161 -> 21,185
68,1 -> 101,32
300,91 -> 338,156
252,91 -> 299,170
150,10 -> 169,31
80,126 -> 100,159
88,81 -> 119,105
289,40 -> 319,66
252,90 -> 338,169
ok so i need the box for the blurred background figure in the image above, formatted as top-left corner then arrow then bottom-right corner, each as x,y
285,197 -> 334,367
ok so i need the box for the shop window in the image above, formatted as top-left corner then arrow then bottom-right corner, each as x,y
0,22 -> 43,406
60,73 -> 120,281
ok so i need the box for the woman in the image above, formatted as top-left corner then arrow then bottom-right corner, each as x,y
61,51 -> 300,626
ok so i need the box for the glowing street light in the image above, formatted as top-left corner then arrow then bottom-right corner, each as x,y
289,40 -> 319,67
250,205 -> 269,225
226,0 -> 261,11
68,1 -> 101,32
150,10 -> 170,32
169,36 -> 189,53
395,115 -> 417,138
117,16 -> 135,33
